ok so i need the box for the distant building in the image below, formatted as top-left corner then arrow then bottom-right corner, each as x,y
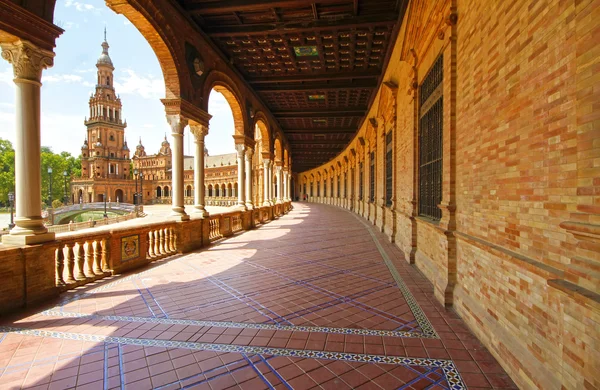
133,139 -> 238,206
71,31 -> 239,206
71,31 -> 136,204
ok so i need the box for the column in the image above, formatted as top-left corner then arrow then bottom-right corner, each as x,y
235,143 -> 246,209
166,114 -> 189,221
267,163 -> 274,204
245,147 -> 253,209
283,170 -> 288,201
1,40 -> 55,245
288,173 -> 292,200
263,159 -> 271,206
190,124 -> 208,217
275,165 -> 283,204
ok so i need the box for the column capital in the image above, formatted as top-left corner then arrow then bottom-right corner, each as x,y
275,165 -> 283,173
1,40 -> 54,84
166,114 -> 188,135
245,147 -> 254,159
235,143 -> 246,156
263,158 -> 271,167
189,123 -> 209,138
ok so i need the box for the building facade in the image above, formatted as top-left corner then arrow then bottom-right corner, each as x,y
71,32 -> 136,204
133,138 -> 239,206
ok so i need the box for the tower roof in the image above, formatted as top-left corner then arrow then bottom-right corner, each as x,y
96,27 -> 114,68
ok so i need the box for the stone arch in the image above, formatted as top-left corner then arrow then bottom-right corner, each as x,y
253,112 -> 272,154
156,186 -> 162,198
164,186 -> 170,197
274,137 -> 283,164
185,185 -> 192,197
208,184 -> 213,197
203,70 -> 246,137
283,148 -> 289,169
106,1 -> 185,100
114,189 -> 124,203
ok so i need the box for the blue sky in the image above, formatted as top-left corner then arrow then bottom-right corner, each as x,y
0,0 -> 235,157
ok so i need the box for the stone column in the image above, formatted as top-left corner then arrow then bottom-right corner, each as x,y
282,170 -> 288,201
235,143 -> 246,209
245,147 -> 254,209
1,40 -> 55,245
263,159 -> 271,206
190,124 -> 208,217
166,114 -> 189,221
267,163 -> 274,204
288,173 -> 292,201
275,165 -> 283,204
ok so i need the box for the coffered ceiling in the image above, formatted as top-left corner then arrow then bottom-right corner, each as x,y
178,0 -> 407,172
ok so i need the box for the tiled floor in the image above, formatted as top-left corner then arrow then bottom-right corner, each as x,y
0,203 -> 517,389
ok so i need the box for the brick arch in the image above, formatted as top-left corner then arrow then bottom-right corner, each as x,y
203,70 -> 246,137
283,149 -> 289,169
106,0 -> 184,99
274,137 -> 283,164
253,112 -> 272,154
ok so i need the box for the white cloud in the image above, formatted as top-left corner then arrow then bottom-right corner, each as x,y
143,124 -> 155,128
63,21 -> 79,29
114,69 -> 164,100
64,0 -> 101,12
0,104 -> 84,155
43,74 -> 83,83
76,68 -> 96,74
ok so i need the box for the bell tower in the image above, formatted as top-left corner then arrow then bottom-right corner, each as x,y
81,28 -> 130,180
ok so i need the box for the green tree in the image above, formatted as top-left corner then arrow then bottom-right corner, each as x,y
0,138 -> 82,207
0,138 -> 15,206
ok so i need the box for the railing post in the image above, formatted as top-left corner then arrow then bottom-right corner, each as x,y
76,243 -> 86,281
55,247 -> 66,287
148,230 -> 155,258
93,240 -> 103,275
64,243 -> 76,284
84,241 -> 95,278
101,238 -> 110,272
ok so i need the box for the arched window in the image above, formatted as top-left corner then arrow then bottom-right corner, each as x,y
156,187 -> 162,198
106,76 -> 110,85
164,186 -> 170,197
208,185 -> 213,197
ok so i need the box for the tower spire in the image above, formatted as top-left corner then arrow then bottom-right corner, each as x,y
104,26 -> 107,42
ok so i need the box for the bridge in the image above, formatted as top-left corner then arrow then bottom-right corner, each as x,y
45,202 -> 137,225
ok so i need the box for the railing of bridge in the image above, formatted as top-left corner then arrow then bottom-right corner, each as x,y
47,212 -> 138,233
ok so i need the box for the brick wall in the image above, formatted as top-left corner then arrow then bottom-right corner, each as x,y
300,0 -> 599,387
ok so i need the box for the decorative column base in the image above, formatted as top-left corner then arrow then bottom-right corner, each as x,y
2,231 -> 55,246
194,205 -> 208,218
245,202 -> 254,210
170,207 -> 190,221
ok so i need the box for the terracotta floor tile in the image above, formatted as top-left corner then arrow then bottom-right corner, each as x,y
0,203 -> 518,390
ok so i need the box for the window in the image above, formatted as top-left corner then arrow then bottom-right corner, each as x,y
344,173 -> 347,198
359,162 -> 364,200
369,152 -> 375,203
419,55 -> 443,220
330,177 -> 333,197
385,131 -> 393,207
337,175 -> 340,197
351,168 -> 355,200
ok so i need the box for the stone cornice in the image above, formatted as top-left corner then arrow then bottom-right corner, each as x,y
161,98 -> 212,126
0,1 -> 63,52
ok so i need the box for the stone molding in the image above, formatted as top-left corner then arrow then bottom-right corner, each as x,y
0,40 -> 54,83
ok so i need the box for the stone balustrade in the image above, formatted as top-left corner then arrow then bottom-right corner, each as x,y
0,202 -> 292,314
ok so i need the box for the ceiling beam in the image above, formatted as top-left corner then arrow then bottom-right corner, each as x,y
290,140 -> 350,145
283,128 -> 357,133
185,0 -> 347,14
203,14 -> 398,37
249,70 -> 380,84
254,79 -> 377,91
274,109 -> 366,117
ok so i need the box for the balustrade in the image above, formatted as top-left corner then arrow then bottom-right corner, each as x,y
54,236 -> 109,289
1,201 -> 292,312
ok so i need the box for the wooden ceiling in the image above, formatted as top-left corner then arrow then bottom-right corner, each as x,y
178,0 -> 407,172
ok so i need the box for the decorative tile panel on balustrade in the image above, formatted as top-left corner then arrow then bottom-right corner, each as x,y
0,202 -> 292,314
